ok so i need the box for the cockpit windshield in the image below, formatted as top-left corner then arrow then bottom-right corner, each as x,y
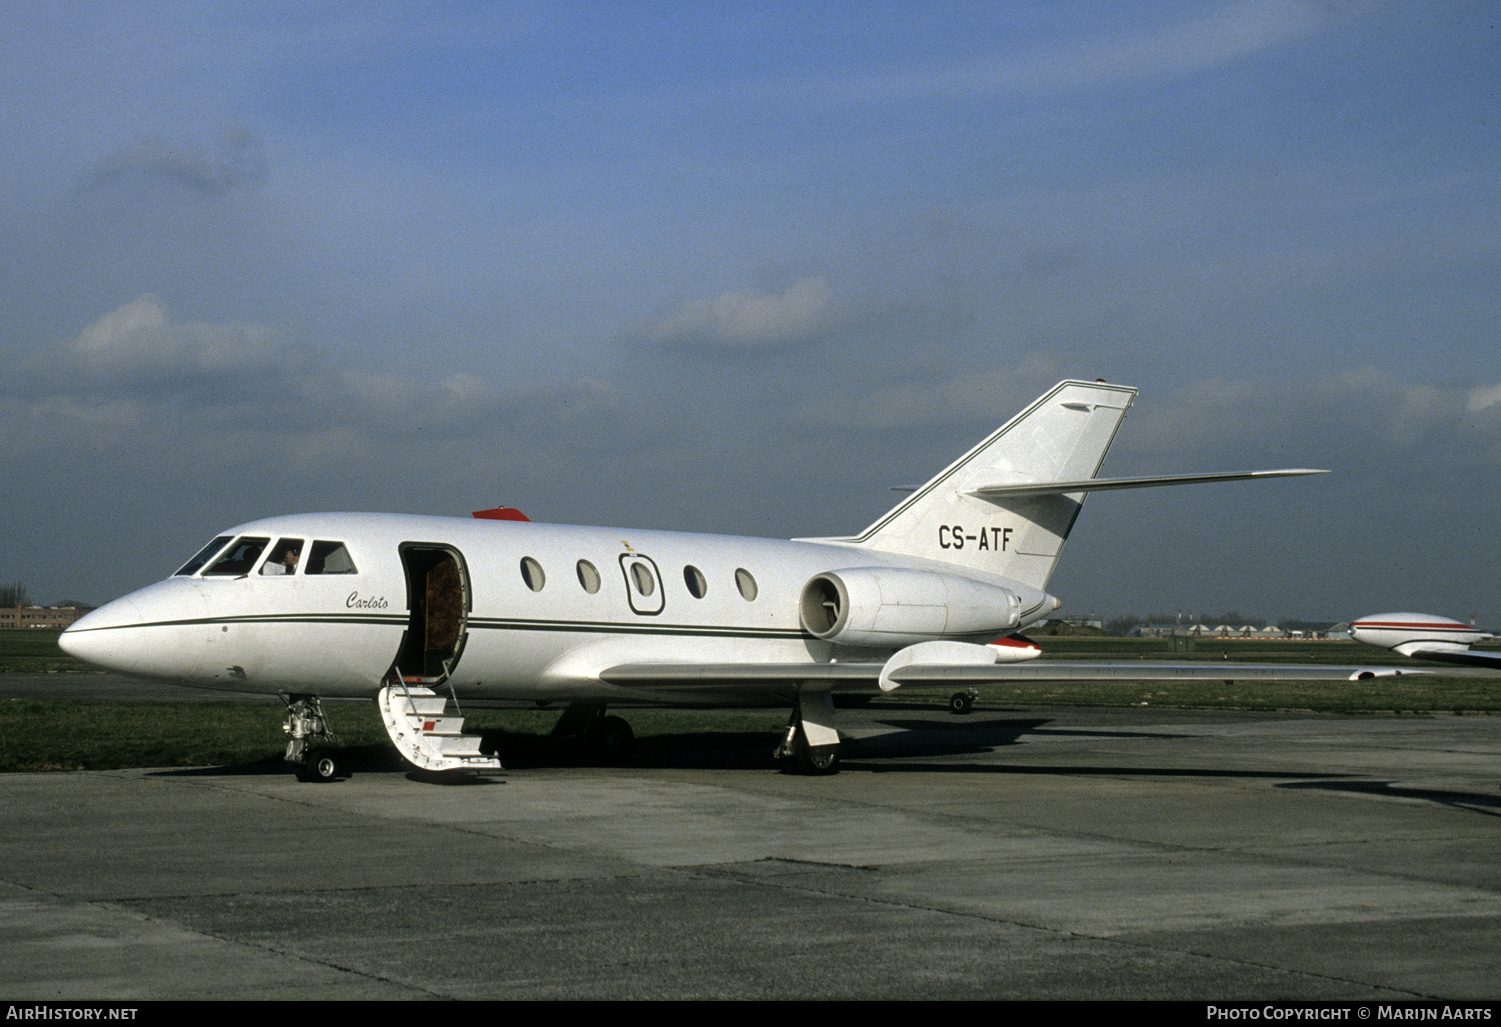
174,536 -> 233,576
178,534 -> 357,577
202,536 -> 270,576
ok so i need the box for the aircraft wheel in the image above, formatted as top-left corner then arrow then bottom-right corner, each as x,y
949,692 -> 974,715
297,748 -> 342,783
587,716 -> 634,765
792,730 -> 841,776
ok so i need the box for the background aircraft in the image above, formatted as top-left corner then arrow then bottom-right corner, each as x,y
1349,613 -> 1501,669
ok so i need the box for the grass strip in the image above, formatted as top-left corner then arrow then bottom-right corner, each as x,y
0,700 -> 784,773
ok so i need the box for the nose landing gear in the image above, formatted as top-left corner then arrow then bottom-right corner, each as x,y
282,694 -> 343,782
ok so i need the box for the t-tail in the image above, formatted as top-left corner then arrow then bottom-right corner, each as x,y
826,380 -> 1135,591
823,379 -> 1326,593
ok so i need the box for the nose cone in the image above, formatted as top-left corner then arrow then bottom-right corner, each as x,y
59,595 -> 145,673
60,578 -> 210,680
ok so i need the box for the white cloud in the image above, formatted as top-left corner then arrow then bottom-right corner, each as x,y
627,276 -> 841,348
70,294 -> 291,378
75,294 -> 170,352
1467,383 -> 1501,413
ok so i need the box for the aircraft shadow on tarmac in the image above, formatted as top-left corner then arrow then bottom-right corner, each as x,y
154,742 -> 1501,815
835,715 -> 1352,783
1276,779 -> 1501,817
141,713 -> 1384,793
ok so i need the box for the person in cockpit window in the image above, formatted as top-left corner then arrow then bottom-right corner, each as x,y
261,540 -> 302,576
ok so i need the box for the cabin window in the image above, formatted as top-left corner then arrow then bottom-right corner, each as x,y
259,538 -> 304,576
684,565 -> 708,599
630,561 -> 656,597
175,536 -> 233,576
521,556 -> 546,592
202,537 -> 270,577
735,568 -> 758,601
576,560 -> 601,594
305,540 -> 357,574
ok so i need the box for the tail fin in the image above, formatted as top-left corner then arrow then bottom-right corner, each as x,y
828,380 -> 1137,590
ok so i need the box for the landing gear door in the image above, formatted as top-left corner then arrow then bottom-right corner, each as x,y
395,544 -> 470,683
619,553 -> 665,616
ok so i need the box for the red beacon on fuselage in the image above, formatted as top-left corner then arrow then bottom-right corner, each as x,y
472,507 -> 530,522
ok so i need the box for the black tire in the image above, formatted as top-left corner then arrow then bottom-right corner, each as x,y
586,716 -> 634,765
949,692 -> 974,715
298,748 -> 341,783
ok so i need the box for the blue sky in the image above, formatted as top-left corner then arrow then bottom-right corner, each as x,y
2,1 -> 1498,625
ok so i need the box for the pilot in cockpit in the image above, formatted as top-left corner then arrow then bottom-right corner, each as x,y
261,540 -> 302,576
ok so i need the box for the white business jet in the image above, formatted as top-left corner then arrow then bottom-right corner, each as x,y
1349,613 -> 1500,669
61,380 -> 1383,781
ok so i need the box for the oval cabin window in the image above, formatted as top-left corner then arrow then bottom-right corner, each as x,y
520,557 -> 546,592
630,561 -> 656,597
576,560 -> 601,594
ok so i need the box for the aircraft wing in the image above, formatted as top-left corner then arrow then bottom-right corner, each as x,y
599,660 -> 1412,692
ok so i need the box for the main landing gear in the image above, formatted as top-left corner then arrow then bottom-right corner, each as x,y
949,688 -> 978,715
551,703 -> 636,765
282,694 -> 343,783
774,691 -> 842,775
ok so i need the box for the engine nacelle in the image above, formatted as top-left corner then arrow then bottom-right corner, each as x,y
799,567 -> 1026,648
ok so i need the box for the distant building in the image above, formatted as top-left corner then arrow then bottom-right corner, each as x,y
0,606 -> 87,630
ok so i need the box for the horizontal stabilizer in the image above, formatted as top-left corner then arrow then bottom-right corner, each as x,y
967,469 -> 1327,501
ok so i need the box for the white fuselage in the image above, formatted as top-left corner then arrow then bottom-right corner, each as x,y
61,512 -> 1055,703
1348,612 -> 1492,656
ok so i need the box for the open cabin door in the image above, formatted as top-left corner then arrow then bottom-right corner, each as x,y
394,544 -> 470,685
377,543 -> 500,775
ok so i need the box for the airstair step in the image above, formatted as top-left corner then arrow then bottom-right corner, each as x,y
395,696 -> 449,716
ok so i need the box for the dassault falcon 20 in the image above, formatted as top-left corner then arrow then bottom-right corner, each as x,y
61,379 -> 1391,781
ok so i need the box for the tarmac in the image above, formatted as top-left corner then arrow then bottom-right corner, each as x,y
1,681 -> 1499,1000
